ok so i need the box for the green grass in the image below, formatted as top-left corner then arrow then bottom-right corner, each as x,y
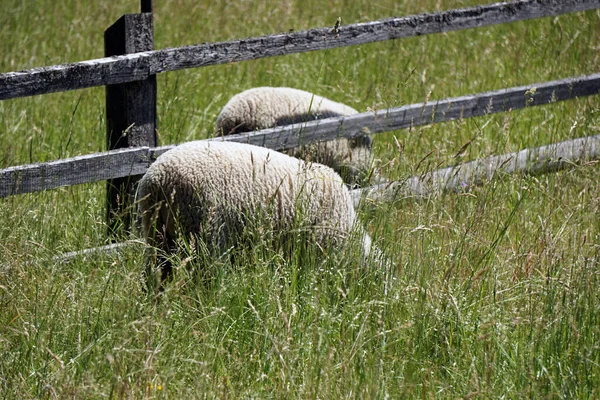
1,0 -> 600,397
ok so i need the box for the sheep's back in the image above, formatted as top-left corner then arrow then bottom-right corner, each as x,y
216,87 -> 358,135
137,141 -> 356,249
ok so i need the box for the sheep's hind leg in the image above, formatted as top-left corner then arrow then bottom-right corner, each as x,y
144,231 -> 177,296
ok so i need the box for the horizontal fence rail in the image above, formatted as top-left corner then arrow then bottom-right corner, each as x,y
351,134 -> 600,206
45,133 -> 600,264
1,72 -> 599,198
220,73 -> 600,151
55,240 -> 144,264
1,0 -> 599,100
0,147 -> 151,198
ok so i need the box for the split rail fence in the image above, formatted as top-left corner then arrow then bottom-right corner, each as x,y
1,0 -> 600,248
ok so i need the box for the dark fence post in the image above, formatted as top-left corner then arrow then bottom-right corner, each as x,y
141,0 -> 153,13
105,8 -> 156,238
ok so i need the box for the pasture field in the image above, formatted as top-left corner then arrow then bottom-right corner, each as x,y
1,0 -> 600,397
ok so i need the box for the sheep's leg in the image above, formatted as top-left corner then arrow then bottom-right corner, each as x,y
144,223 -> 177,295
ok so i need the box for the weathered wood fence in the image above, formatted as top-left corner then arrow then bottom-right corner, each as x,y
1,0 -> 600,238
2,72 -> 600,199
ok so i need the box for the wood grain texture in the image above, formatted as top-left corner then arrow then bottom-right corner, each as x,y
105,13 -> 156,150
0,53 -> 151,100
0,147 -> 151,198
147,0 -> 600,74
1,0 -> 598,100
105,13 -> 156,235
1,72 -> 599,198
350,134 -> 600,206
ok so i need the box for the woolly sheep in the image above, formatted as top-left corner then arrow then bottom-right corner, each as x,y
216,87 -> 373,187
136,140 -> 373,290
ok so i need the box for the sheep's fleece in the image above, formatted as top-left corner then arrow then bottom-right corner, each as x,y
216,87 -> 373,186
137,140 -> 372,277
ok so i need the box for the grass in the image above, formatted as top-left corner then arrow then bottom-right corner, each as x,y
1,0 -> 600,397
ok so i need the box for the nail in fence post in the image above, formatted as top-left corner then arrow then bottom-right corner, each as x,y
105,8 -> 156,238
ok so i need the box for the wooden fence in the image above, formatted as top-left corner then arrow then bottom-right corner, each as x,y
1,0 -> 599,100
1,0 -> 600,238
2,72 -> 600,199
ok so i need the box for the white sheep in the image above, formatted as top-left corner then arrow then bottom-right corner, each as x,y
136,140 -> 373,290
216,87 -> 373,187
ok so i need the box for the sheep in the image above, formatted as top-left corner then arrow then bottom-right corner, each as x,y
136,140 -> 373,291
216,87 -> 373,187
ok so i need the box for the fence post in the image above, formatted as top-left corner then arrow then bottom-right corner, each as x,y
104,6 -> 156,238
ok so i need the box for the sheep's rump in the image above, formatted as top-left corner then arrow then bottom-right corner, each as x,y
136,140 -> 359,256
216,87 -> 372,186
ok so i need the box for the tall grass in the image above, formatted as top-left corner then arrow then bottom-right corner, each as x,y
1,0 -> 599,397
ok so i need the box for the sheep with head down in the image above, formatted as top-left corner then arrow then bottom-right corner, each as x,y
136,140 -> 374,291
216,87 -> 373,187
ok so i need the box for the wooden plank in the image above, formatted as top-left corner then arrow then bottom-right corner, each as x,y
210,73 -> 600,151
148,0 -> 600,75
105,13 -> 157,236
1,72 -> 599,198
54,240 -> 144,264
1,0 -> 599,100
0,147 -> 151,198
104,14 -> 156,151
350,134 -> 600,206
0,53 -> 151,101
1,131 -> 599,203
